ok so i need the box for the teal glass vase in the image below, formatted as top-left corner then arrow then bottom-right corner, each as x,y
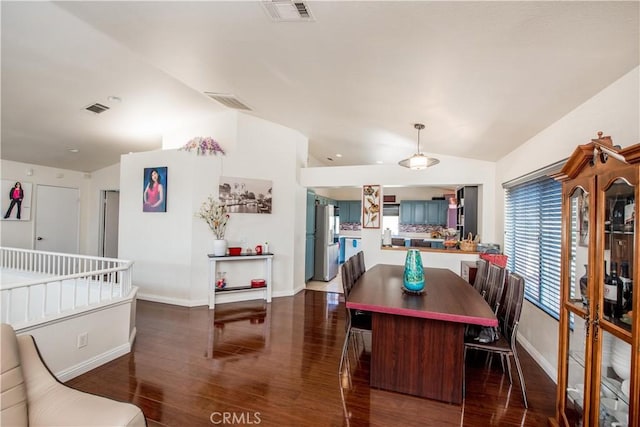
403,249 -> 425,291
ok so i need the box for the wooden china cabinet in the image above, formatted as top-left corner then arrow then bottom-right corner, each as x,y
549,133 -> 639,427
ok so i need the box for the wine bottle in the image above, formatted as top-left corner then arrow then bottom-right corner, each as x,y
603,260 -> 616,318
610,262 -> 624,318
620,261 -> 633,312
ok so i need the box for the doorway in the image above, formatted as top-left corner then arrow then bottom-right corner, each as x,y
34,185 -> 79,253
99,190 -> 120,258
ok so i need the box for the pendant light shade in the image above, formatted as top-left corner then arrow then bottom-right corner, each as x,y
398,123 -> 440,170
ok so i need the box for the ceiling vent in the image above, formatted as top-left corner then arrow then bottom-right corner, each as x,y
262,1 -> 314,22
204,92 -> 252,111
84,103 -> 110,114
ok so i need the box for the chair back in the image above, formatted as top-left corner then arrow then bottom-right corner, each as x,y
484,263 -> 506,314
356,251 -> 365,276
472,259 -> 489,295
500,272 -> 525,344
341,258 -> 355,297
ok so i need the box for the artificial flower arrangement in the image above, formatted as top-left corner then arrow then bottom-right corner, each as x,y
198,196 -> 230,239
180,136 -> 225,156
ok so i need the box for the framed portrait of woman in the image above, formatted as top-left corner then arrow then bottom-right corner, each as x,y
143,167 -> 167,212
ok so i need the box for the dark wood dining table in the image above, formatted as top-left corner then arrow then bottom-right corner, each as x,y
346,263 -> 498,404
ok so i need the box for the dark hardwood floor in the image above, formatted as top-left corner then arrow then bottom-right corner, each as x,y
67,291 -> 556,426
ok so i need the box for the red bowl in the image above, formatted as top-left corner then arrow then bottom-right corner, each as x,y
251,279 -> 266,288
228,247 -> 242,256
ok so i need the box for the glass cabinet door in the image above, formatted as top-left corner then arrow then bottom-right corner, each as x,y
563,187 -> 591,425
598,178 -> 634,426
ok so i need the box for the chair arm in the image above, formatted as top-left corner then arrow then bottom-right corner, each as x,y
17,336 -> 146,427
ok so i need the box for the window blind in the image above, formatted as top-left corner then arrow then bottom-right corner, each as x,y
505,176 -> 562,319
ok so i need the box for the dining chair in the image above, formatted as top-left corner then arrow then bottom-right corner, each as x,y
356,251 -> 365,276
339,257 -> 371,389
348,255 -> 361,282
472,259 -> 489,296
464,272 -> 528,408
484,263 -> 507,314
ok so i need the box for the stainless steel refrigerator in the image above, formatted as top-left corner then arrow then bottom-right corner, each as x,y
313,204 -> 339,281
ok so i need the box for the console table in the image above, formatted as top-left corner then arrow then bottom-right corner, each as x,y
207,253 -> 273,309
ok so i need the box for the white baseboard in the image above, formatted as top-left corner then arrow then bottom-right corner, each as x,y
55,336 -> 134,382
137,292 -> 207,307
517,334 -> 557,384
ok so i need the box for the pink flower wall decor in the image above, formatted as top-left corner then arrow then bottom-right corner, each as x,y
180,137 -> 225,156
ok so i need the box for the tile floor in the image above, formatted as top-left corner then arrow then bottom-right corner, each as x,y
305,264 -> 343,293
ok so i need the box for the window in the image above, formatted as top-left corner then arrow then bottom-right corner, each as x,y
382,204 -> 399,235
504,176 -> 562,319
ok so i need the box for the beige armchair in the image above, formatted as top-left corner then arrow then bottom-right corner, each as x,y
1,323 -> 146,427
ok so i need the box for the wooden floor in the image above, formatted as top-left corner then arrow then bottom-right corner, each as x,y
67,291 -> 557,426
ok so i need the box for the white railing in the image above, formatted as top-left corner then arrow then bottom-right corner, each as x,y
0,247 -> 134,327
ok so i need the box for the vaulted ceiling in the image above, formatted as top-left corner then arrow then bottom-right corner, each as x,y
2,1 -> 638,172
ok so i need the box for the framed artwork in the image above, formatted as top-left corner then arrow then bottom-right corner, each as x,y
362,184 -> 380,229
143,167 -> 167,212
219,176 -> 272,214
1,180 -> 33,221
578,191 -> 589,247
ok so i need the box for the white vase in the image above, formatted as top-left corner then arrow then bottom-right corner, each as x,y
212,239 -> 227,256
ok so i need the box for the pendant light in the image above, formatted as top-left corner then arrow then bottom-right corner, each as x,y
398,123 -> 440,170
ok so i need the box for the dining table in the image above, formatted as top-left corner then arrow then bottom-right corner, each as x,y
346,263 -> 498,404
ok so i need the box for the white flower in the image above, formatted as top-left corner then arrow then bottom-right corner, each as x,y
197,196 -> 230,239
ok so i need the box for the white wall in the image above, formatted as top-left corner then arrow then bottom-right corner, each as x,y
495,66 -> 640,381
0,160 -> 92,252
118,111 -> 308,306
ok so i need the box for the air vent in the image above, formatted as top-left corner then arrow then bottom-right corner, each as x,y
262,1 -> 314,22
84,103 -> 110,114
204,93 -> 252,111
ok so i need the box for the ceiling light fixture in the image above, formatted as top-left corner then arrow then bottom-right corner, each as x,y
398,123 -> 440,170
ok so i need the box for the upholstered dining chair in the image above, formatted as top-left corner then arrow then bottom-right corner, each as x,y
464,272 -> 528,408
339,257 -> 371,389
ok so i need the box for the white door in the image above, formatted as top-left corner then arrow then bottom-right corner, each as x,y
100,190 -> 119,258
35,185 -> 79,253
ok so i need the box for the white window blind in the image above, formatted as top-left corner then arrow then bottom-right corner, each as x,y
505,176 -> 562,319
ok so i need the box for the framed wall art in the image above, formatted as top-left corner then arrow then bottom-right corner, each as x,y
1,180 -> 33,221
219,176 -> 272,214
143,167 -> 167,212
362,184 -> 380,229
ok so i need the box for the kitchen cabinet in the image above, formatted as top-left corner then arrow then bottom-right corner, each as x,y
399,200 -> 448,225
338,200 -> 361,224
456,186 -> 478,237
550,133 -> 639,427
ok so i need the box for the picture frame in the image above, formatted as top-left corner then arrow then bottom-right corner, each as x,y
362,184 -> 381,229
219,176 -> 272,214
143,167 -> 168,212
1,179 -> 33,221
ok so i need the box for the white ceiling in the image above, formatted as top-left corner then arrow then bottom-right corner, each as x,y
1,1 -> 638,172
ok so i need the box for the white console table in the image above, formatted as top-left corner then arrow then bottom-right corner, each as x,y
207,253 -> 273,309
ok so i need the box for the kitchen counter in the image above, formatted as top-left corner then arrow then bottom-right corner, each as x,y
381,245 -> 479,254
